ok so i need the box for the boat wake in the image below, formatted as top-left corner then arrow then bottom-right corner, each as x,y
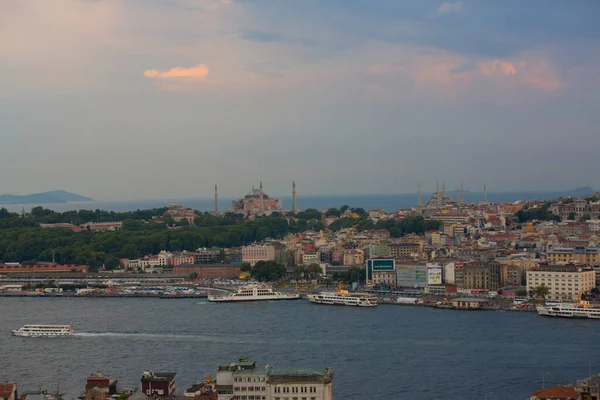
73,332 -> 220,341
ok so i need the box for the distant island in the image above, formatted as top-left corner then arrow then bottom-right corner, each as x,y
0,190 -> 94,204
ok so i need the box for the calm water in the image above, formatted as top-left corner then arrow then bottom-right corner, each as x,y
1,298 -> 598,400
1,189 -> 588,214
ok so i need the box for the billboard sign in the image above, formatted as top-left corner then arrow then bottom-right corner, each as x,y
427,267 -> 442,285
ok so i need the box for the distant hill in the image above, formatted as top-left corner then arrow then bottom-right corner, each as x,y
0,190 -> 94,204
569,186 -> 596,197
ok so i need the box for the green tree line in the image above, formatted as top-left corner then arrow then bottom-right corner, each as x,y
0,207 -> 442,268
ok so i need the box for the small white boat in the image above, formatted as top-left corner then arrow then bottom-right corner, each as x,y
207,283 -> 300,302
308,284 -> 378,307
11,325 -> 73,337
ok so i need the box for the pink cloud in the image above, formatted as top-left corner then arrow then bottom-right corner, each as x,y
143,64 -> 209,79
478,60 -> 518,76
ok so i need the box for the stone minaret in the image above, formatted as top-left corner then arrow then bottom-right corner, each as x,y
417,182 -> 421,208
259,181 -> 265,215
460,181 -> 464,205
292,181 -> 297,213
214,184 -> 218,214
483,185 -> 487,203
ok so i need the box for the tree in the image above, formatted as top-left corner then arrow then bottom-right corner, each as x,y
293,266 -> 306,284
306,263 -> 323,281
568,212 -> 577,220
240,262 -> 252,272
251,260 -> 286,282
104,256 -> 121,271
188,272 -> 199,281
580,213 -> 592,222
535,284 -> 549,300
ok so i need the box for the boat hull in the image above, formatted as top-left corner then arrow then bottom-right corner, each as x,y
307,294 -> 378,307
537,306 -> 600,319
208,295 -> 300,303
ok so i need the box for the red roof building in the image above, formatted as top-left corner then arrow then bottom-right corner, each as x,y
0,383 -> 17,400
530,385 -> 580,400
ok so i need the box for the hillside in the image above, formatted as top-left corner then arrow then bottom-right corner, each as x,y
0,190 -> 94,204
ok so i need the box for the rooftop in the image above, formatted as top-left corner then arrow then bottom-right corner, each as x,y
0,384 -> 16,397
531,385 -> 579,399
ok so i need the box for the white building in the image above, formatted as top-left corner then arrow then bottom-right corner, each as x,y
232,367 -> 332,400
302,252 -> 319,265
526,264 -> 596,301
242,245 -> 276,266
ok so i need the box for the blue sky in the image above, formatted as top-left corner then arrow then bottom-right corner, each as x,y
1,0 -> 599,200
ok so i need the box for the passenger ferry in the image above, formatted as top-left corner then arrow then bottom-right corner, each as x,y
537,296 -> 600,319
307,284 -> 378,307
11,325 -> 74,337
207,283 -> 300,302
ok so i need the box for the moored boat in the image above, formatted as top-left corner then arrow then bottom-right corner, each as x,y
537,296 -> 600,319
11,324 -> 73,337
207,283 -> 300,302
308,284 -> 378,307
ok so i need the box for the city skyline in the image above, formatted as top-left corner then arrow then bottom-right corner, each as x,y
1,0 -> 599,200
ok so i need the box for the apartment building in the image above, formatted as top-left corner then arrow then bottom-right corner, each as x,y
546,246 -> 600,265
389,243 -> 420,259
461,261 -> 501,291
526,264 -> 596,301
217,360 -> 333,400
242,245 -> 276,266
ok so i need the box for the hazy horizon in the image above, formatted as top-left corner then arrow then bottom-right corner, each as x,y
2,0 -> 599,200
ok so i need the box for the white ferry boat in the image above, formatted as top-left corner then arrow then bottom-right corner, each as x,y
308,284 -> 378,307
11,325 -> 73,337
207,283 -> 300,302
537,297 -> 600,319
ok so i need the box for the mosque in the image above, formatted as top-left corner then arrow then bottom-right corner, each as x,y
229,181 -> 297,217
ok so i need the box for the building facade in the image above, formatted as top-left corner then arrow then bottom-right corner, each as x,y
388,243 -> 420,259
526,264 -> 596,301
242,245 -> 276,266
140,371 -> 176,397
173,264 -> 241,279
462,261 -> 501,291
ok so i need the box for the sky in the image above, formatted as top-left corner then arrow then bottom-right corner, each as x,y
1,0 -> 600,200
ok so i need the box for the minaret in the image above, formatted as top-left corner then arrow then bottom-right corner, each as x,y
417,182 -> 421,208
259,181 -> 264,215
483,185 -> 487,203
214,184 -> 218,214
292,181 -> 297,213
460,181 -> 464,205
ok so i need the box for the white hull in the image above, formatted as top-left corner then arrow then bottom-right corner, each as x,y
208,283 -> 300,303
11,324 -> 73,337
537,305 -> 600,319
11,331 -> 73,337
308,293 -> 378,307
208,294 -> 300,302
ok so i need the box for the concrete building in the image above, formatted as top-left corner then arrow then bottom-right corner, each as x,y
242,245 -> 276,266
396,264 -> 427,289
547,246 -> 600,265
85,372 -> 118,400
343,249 -> 364,266
173,264 -> 241,279
462,261 -> 501,291
388,243 -> 420,259
194,249 -> 219,264
527,264 -> 596,301
141,370 -> 176,397
550,199 -> 600,220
